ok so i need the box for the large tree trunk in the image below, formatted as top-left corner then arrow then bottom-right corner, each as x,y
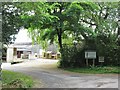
58,33 -> 62,49
56,27 -> 63,49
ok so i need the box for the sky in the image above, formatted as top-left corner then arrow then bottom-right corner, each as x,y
14,27 -> 32,44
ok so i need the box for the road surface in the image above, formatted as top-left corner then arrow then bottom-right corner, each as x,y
2,59 -> 118,88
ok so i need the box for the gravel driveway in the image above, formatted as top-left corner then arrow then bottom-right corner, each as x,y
2,59 -> 118,88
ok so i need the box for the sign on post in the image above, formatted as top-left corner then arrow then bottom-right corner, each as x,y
85,51 -> 96,67
99,56 -> 104,62
85,51 -> 96,59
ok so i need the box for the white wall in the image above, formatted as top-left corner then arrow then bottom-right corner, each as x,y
7,48 -> 13,62
39,49 -> 43,56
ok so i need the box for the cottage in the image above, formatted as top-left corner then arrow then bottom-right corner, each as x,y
6,28 -> 41,62
6,28 -> 59,62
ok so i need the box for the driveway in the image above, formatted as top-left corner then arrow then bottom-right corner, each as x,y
2,59 -> 118,88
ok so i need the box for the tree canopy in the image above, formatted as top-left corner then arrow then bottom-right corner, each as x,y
19,2 -> 99,48
2,2 -> 23,45
1,2 -> 119,48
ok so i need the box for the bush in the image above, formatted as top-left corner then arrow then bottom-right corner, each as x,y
59,32 -> 119,68
59,44 -> 86,68
59,43 -> 119,68
96,34 -> 120,66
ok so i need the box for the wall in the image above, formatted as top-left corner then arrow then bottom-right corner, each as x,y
7,48 -> 13,62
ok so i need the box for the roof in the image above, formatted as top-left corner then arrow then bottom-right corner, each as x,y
17,48 -> 31,51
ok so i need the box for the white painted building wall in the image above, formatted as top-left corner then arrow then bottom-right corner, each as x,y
7,47 -> 13,62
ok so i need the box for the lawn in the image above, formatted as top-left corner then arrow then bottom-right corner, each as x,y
2,70 -> 34,88
63,66 -> 120,74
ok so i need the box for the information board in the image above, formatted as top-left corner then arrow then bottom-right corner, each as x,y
99,56 -> 104,62
85,51 -> 96,59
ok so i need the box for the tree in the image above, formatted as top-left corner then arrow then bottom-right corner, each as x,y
19,2 -> 98,50
2,2 -> 23,45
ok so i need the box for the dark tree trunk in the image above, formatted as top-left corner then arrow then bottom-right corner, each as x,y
118,26 -> 120,46
58,33 -> 62,49
118,25 -> 120,35
55,4 -> 63,50
56,28 -> 62,49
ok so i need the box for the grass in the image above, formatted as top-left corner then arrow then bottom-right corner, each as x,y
2,70 -> 34,88
63,66 -> 120,74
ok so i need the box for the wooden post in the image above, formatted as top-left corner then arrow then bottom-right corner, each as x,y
86,59 -> 88,67
93,59 -> 95,67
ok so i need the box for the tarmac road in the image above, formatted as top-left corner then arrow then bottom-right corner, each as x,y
2,59 -> 118,88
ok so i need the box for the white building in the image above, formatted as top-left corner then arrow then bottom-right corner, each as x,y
7,28 -> 58,62
7,28 -> 42,62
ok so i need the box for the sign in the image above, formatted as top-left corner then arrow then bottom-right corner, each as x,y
99,56 -> 104,62
85,51 -> 96,59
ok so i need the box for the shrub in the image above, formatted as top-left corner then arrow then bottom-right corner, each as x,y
96,34 -> 120,66
59,43 -> 119,68
59,44 -> 86,68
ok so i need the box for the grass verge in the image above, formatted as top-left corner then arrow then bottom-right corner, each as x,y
2,70 -> 34,88
63,66 -> 120,74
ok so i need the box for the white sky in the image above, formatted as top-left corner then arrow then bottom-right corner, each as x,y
14,27 -> 32,44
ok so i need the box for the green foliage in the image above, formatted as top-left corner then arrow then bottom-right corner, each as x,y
2,2 -> 23,44
19,2 -> 98,49
2,46 -> 7,56
60,34 -> 119,68
95,32 -> 119,66
59,44 -> 85,68
64,66 -> 120,74
2,70 -> 34,88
